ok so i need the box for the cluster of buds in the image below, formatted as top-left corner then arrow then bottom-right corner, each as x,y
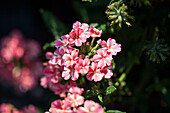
45,86 -> 104,113
0,103 -> 39,113
105,1 -> 133,28
40,21 -> 121,93
0,30 -> 43,92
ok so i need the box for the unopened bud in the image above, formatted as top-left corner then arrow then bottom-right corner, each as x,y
86,42 -> 89,46
45,52 -> 53,59
97,39 -> 102,45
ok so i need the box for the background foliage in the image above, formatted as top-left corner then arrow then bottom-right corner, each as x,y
0,0 -> 170,113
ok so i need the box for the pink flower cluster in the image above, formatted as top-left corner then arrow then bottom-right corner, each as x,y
45,86 -> 104,113
0,30 -> 43,92
0,103 -> 39,113
41,21 -> 121,113
41,21 -> 120,85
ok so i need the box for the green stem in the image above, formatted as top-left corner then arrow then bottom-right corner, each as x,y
87,43 -> 100,57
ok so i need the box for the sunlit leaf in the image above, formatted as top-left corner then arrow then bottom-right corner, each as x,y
106,85 -> 116,95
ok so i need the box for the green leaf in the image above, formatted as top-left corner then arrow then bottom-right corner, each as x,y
89,23 -> 99,27
118,73 -> 126,82
106,86 -> 116,95
40,9 -> 68,37
106,110 -> 126,113
43,42 -> 55,50
97,24 -> 107,32
82,0 -> 92,2
98,94 -> 103,102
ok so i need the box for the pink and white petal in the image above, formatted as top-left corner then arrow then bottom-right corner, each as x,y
84,100 -> 95,110
76,95 -> 84,106
97,48 -> 105,56
84,57 -> 90,66
105,56 -> 112,66
54,39 -> 63,47
91,62 -> 97,71
110,44 -> 121,55
72,50 -> 79,59
63,54 -> 71,60
92,54 -> 102,61
73,21 -> 81,29
82,23 -> 89,31
40,77 -> 48,88
104,69 -> 113,79
86,73 -> 94,81
62,70 -> 71,80
75,39 -> 82,46
107,38 -> 115,48
100,40 -> 107,47
98,59 -> 106,68
71,70 -> 79,81
78,58 -> 84,66
78,107 -> 89,113
94,71 -> 104,82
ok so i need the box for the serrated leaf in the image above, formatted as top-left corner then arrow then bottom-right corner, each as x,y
107,110 -> 126,113
98,94 -> 103,102
106,86 -> 116,95
40,9 -> 68,37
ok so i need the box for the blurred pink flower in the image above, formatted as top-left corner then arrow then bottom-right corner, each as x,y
0,30 -> 43,92
0,103 -> 39,113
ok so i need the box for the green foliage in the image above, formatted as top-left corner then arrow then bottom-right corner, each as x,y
98,94 -> 103,102
106,86 -> 116,95
40,9 -> 68,38
43,42 -> 54,50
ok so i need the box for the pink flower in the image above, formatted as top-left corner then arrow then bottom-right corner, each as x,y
40,76 -> 48,88
86,62 -> 104,82
78,100 -> 104,113
49,100 -> 72,113
0,30 -> 42,92
51,48 -> 65,66
89,26 -> 102,38
73,21 -> 89,31
68,21 -> 90,46
43,64 -> 61,84
92,48 -> 112,68
21,104 -> 39,113
75,57 -> 90,74
0,103 -> 13,113
54,34 -> 71,50
46,52 -> 54,60
63,50 -> 79,67
66,93 -> 84,108
100,65 -> 113,79
62,65 -> 79,81
49,83 -> 69,97
100,38 -> 121,55
69,86 -> 84,95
